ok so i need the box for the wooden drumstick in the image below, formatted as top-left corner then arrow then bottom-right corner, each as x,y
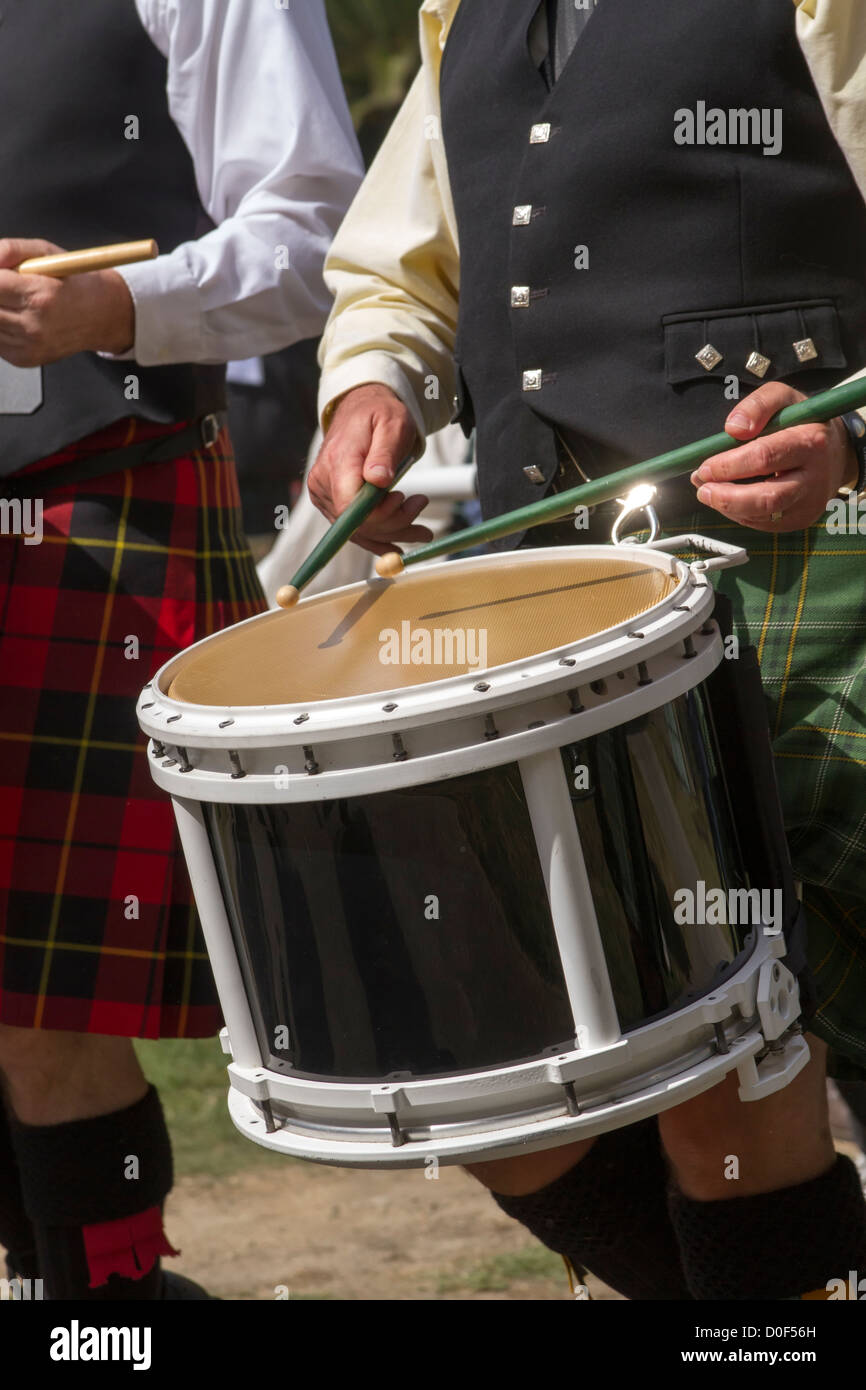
16,239 -> 159,278
374,376 -> 866,577
275,454 -> 416,609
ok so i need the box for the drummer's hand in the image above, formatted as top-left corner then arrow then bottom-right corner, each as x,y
309,383 -> 432,556
0,237 -> 135,365
689,381 -> 858,531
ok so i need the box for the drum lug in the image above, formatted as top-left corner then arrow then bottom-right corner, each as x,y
736,958 -> 808,1102
736,1031 -> 810,1103
755,958 -> 800,1041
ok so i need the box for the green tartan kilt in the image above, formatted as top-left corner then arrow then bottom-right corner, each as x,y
670,502 -> 866,1071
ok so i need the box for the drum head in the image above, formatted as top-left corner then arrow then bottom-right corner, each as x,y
166,551 -> 677,706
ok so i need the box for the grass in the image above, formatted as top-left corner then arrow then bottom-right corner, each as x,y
134,1036 -> 288,1178
434,1245 -> 566,1295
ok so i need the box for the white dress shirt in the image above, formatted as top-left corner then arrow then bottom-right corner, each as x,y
114,0 -> 362,367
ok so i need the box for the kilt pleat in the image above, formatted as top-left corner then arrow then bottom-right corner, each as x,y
0,419 -> 266,1037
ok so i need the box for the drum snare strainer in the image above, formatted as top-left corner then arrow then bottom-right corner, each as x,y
137,539 -> 809,1166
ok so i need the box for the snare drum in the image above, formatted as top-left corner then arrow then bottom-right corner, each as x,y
137,540 -> 809,1167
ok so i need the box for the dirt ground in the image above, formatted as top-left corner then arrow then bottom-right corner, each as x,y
164,1086 -> 862,1301
164,1160 -> 622,1301
3,1087 -> 861,1301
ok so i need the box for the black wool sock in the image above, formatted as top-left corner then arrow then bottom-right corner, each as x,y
668,1153 -> 866,1300
0,1094 -> 40,1281
493,1119 -> 693,1300
11,1084 -> 177,1301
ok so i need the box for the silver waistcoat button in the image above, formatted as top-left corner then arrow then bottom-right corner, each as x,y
695,343 -> 723,372
745,351 -> 772,379
793,337 -> 819,363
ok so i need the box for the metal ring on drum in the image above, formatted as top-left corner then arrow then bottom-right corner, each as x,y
611,484 -> 661,547
137,540 -> 810,1168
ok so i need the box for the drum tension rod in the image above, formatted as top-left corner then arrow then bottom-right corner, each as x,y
387,1114 -> 406,1147
713,1021 -> 730,1056
391,733 -> 409,761
682,635 -> 697,659
303,746 -> 319,775
484,714 -> 500,740
176,746 -> 193,774
152,741 -> 165,758
258,1098 -> 277,1134
229,750 -> 246,779
568,689 -> 584,714
637,662 -> 652,687
562,1080 -> 581,1117
590,678 -> 607,696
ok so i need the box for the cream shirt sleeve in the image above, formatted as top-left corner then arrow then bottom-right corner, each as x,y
795,0 -> 866,205
318,66 -> 461,441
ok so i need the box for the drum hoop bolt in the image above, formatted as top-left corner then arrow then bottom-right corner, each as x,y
229,750 -> 247,779
484,714 -> 500,740
391,733 -> 409,762
303,746 -> 320,775
176,746 -> 193,775
151,740 -> 165,758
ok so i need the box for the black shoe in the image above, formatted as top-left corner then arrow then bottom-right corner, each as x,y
161,1271 -> 219,1300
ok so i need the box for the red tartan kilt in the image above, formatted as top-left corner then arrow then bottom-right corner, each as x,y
0,419 -> 266,1037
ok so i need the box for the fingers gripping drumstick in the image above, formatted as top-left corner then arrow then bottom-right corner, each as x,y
373,377 -> 866,577
275,455 -> 415,609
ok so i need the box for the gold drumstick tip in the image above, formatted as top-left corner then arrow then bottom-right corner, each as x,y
275,585 -> 300,609
375,552 -> 405,578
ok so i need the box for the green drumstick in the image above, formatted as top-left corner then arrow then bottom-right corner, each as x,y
372,377 -> 866,578
275,455 -> 415,608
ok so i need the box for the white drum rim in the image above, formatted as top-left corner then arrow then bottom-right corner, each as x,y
220,933 -> 806,1168
137,544 -> 708,749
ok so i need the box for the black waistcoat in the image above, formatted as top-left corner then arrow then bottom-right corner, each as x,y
440,0 -> 866,528
0,0 -> 225,475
